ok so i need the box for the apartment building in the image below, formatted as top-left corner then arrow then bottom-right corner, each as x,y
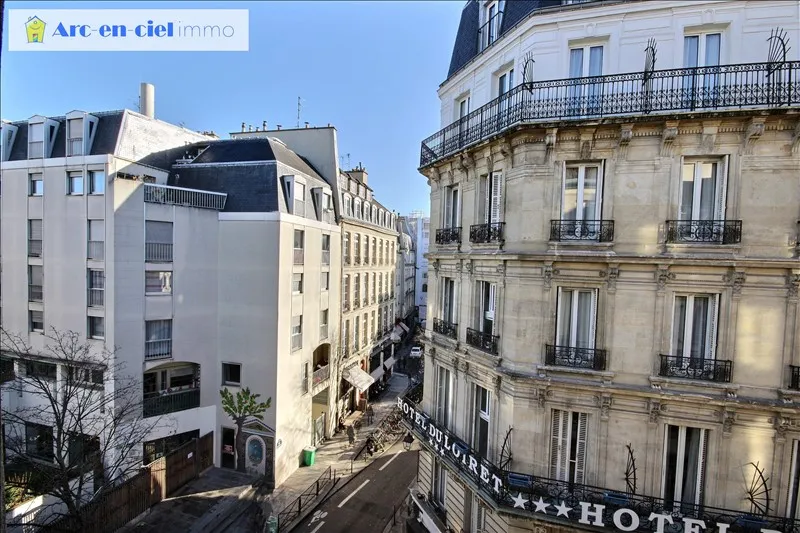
406,2 -> 800,533
407,211 -> 431,324
397,216 -> 418,329
0,89 -> 340,491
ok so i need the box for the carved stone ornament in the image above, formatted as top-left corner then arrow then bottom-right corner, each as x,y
499,139 -> 512,159
455,261 -> 462,273
543,265 -> 559,289
580,130 -> 596,160
648,400 -> 661,425
618,124 -> 634,160
595,395 -> 612,421
792,121 -> 800,155
742,118 -> 766,155
485,154 -> 494,173
432,259 -> 440,273
493,375 -> 502,395
606,266 -> 619,291
660,122 -> 679,157
776,416 -> 791,441
722,409 -> 736,436
536,388 -> 552,409
460,360 -> 470,374
656,266 -> 676,292
723,269 -> 747,297
700,123 -> 719,154
452,355 -> 460,375
464,260 -> 473,274
496,263 -> 506,276
787,273 -> 800,299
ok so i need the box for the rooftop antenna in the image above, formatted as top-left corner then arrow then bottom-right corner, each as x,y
297,97 -> 305,128
346,153 -> 351,169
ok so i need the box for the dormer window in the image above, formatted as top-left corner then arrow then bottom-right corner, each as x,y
28,117 -> 59,159
480,1 -> 503,51
28,123 -> 44,159
294,182 -> 306,216
67,118 -> 83,156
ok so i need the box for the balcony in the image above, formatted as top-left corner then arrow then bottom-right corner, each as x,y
420,61 -> 800,168
469,223 -> 504,244
144,183 -> 227,211
435,227 -> 461,246
145,242 -> 173,262
550,220 -> 614,243
143,388 -> 200,418
87,241 -> 104,261
466,327 -> 499,355
666,220 -> 742,245
658,354 -> 733,383
67,138 -> 83,156
478,10 -> 502,52
545,344 -> 607,371
312,364 -> 330,387
144,340 -> 172,361
433,318 -> 457,340
294,248 -> 305,265
790,365 -> 800,390
398,385 -> 800,533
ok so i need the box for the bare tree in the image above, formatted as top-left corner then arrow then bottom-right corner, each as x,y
1,327 -> 164,529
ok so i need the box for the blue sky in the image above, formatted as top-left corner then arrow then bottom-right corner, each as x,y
1,1 -> 463,215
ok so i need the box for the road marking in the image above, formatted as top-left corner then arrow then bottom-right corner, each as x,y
309,521 -> 325,533
338,479 -> 370,508
379,452 -> 401,471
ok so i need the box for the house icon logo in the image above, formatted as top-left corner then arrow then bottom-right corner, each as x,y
25,16 -> 46,43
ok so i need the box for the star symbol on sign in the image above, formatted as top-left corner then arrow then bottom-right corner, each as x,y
532,497 -> 550,514
511,492 -> 528,509
554,500 -> 573,518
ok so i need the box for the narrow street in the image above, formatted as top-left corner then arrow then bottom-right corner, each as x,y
291,440 -> 418,533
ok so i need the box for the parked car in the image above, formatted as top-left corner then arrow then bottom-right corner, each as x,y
409,346 -> 423,358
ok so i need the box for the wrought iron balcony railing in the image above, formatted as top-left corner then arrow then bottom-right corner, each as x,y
469,222 -> 504,244
312,364 -> 330,387
398,385 -> 800,533
420,61 -> 800,167
433,318 -> 457,340
790,365 -> 800,390
466,327 -> 499,355
545,344 -> 607,371
435,227 -> 462,245
550,220 -> 614,243
658,354 -> 733,383
143,388 -> 200,418
666,219 -> 743,245
144,183 -> 227,211
478,10 -> 502,52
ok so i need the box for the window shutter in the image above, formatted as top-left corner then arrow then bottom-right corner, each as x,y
574,412 -> 588,484
484,175 -> 491,223
30,220 -> 43,240
716,155 -> 729,221
707,294 -> 720,360
490,173 -> 503,223
589,289 -> 598,351
550,409 -> 569,481
444,188 -> 453,228
696,429 -> 708,506
486,283 -> 496,322
454,188 -> 461,228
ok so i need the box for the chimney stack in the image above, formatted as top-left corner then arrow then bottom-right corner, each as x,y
241,122 -> 246,132
305,122 -> 309,128
349,165 -> 368,186
277,125 -> 282,130
248,124 -> 253,132
263,121 -> 268,130
139,83 -> 155,119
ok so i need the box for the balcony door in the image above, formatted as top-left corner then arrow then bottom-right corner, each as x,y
435,365 -> 453,429
556,288 -> 597,350
443,186 -> 460,230
477,281 -> 496,335
671,294 -> 719,363
483,172 -> 503,225
472,385 -> 490,458
683,33 -> 721,108
441,277 -> 456,325
680,159 -> 727,223
662,425 -> 707,513
568,45 -> 604,116
550,409 -> 588,484
562,163 -> 603,239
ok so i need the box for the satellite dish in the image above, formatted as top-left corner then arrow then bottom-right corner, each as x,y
521,51 -> 535,93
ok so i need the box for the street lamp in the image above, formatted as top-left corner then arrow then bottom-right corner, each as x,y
403,432 -> 415,451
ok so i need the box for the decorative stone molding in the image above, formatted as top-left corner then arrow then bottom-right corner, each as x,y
660,122 -> 679,157
493,375 -> 502,395
452,355 -> 460,375
536,388 -> 552,409
432,259 -> 440,273
741,117 -> 766,155
460,360 -> 470,374
595,394 -> 612,421
721,408 -> 736,437
656,266 -> 676,292
792,121 -> 800,155
580,129 -> 596,160
543,264 -> 559,290
496,262 -> 506,276
485,154 -> 495,173
787,273 -> 800,300
775,416 -> 791,442
427,347 -> 437,361
499,139 -> 512,159
459,153 -> 475,181
464,259 -> 473,274
601,266 -> 620,292
700,121 -> 720,154
617,124 -> 634,160
648,400 -> 662,425
455,261 -> 462,273
545,128 -> 558,161
723,269 -> 747,298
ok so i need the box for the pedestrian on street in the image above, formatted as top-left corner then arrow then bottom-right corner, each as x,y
346,424 -> 355,447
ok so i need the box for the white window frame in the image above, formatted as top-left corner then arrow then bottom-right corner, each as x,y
67,171 -> 84,195
294,181 -> 306,216
145,271 -> 172,295
477,280 -> 496,334
562,162 -> 604,222
786,440 -> 800,520
441,277 -> 456,324
67,117 -> 84,156
443,185 -> 461,229
292,273 -> 304,294
683,31 -> 722,68
661,425 -> 708,512
569,44 -> 605,78
482,172 -> 503,224
555,288 -> 598,349
88,316 -> 105,340
291,315 -> 303,352
497,67 -> 514,99
321,271 -> 330,292
222,362 -> 242,386
550,409 -> 588,484
433,459 -> 448,507
29,173 -> 43,196
435,365 -> 453,429
671,293 -> 719,361
88,170 -> 105,195
679,157 -> 729,222
472,384 -> 491,458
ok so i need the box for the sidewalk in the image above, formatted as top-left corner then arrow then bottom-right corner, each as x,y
258,371 -> 411,524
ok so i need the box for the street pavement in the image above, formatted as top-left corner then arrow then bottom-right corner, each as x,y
292,439 -> 418,533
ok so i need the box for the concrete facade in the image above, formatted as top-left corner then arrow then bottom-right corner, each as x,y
407,211 -> 430,324
411,2 -> 800,533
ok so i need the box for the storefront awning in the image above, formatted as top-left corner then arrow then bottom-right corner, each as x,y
343,366 -> 375,392
398,322 -> 410,333
383,355 -> 396,369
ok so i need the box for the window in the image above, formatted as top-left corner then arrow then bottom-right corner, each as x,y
292,273 -> 304,294
88,269 -> 104,306
433,459 -> 448,508
88,219 -> 104,260
68,366 -> 103,386
294,229 -> 305,264
26,361 -> 56,380
354,319 -> 360,351
435,365 -> 453,429
371,272 -> 377,303
29,173 -> 43,196
145,319 -> 172,359
481,173 -> 503,224
67,171 -> 84,195
498,68 -> 514,97
28,265 -> 43,302
472,385 -> 490,457
569,44 -> 604,114
29,310 -> 44,332
362,314 -> 368,345
321,271 -> 330,291
476,281 -> 496,334
662,425 -> 708,513
321,234 -> 331,265
67,118 -> 83,156
354,274 -> 360,307
320,309 -> 329,339
26,422 -> 54,461
563,163 -> 603,224
29,219 -> 43,257
28,123 -> 44,159
422,284 -> 428,293
344,195 -> 352,217
679,159 -> 728,224
441,278 -> 456,324
292,315 -> 303,351
343,275 -> 350,309
786,440 -> 800,519
88,170 -> 105,194
145,221 -> 173,262
343,320 -> 351,354
370,311 -> 375,339
343,232 -> 351,265
364,275 -> 370,306
222,363 -> 242,386
88,316 -> 104,339
470,493 -> 486,533
68,434 -> 99,468
458,96 -> 471,122
556,288 -> 598,349
672,294 -> 719,360
480,1 -> 501,51
365,237 -> 371,264
301,361 -> 310,394
145,271 -> 172,294
372,238 -> 377,265
354,234 -> 361,263
550,410 -> 588,484
683,32 -> 721,105
443,186 -> 460,229
294,182 -> 306,216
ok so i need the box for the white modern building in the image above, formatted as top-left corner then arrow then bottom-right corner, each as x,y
407,1 -> 800,533
407,210 -> 430,325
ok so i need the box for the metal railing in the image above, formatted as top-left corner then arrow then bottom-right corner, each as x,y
144,183 -> 227,211
545,344 -> 607,371
322,250 -> 331,265
276,466 -> 334,531
294,248 -> 305,265
143,388 -> 200,418
466,327 -> 499,355
469,222 -> 505,244
67,138 -> 83,156
28,141 -> 43,159
144,340 -> 172,360
312,364 -> 330,387
666,219 -> 743,245
478,10 -> 502,52
399,385 -> 800,533
791,365 -> 800,390
145,242 -> 173,262
550,220 -> 614,243
433,318 -> 457,339
87,240 -> 105,260
88,288 -> 104,307
435,227 -> 462,245
420,61 -> 800,167
658,354 -> 733,383
28,285 -> 43,302
28,239 -> 42,257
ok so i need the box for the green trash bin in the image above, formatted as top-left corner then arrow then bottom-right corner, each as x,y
303,446 -> 317,466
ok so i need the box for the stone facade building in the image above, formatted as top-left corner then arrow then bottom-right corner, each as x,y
406,1 -> 800,533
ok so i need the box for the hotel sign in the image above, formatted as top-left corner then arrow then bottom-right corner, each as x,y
398,396 -> 788,533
